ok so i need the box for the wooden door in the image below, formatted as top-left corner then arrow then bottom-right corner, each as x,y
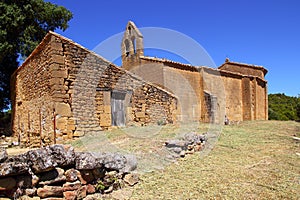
111,91 -> 126,126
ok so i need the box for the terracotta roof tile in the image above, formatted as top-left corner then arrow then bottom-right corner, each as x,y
139,56 -> 202,72
219,60 -> 268,75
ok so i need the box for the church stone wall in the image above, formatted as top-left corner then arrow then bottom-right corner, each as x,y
201,68 -> 226,124
163,65 -> 201,122
126,60 -> 165,88
255,78 -> 268,120
221,75 -> 243,121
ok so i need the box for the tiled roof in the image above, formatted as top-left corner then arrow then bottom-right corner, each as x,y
219,59 -> 268,75
139,56 -> 267,83
139,56 -> 202,72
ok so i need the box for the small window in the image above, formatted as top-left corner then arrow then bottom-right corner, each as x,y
124,39 -> 130,57
132,37 -> 136,54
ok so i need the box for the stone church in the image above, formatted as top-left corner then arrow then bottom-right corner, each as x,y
11,21 -> 268,147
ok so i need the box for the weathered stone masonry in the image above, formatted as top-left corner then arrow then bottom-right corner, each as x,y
122,21 -> 268,124
11,31 -> 177,147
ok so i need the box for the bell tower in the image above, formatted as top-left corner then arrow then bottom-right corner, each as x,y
121,21 -> 144,71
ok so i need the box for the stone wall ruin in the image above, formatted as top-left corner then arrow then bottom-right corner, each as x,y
11,32 -> 178,147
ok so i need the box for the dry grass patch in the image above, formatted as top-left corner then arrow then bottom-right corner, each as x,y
130,121 -> 300,199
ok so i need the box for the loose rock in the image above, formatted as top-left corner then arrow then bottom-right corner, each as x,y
37,185 -> 63,198
65,168 -> 79,182
63,180 -> 81,191
123,173 -> 139,186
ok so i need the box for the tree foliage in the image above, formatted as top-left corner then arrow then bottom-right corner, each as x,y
0,0 -> 72,111
268,93 -> 300,121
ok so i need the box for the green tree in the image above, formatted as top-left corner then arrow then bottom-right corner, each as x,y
296,95 -> 300,120
0,0 -> 72,112
268,93 -> 300,121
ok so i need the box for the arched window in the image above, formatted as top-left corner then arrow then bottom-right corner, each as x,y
128,26 -> 131,35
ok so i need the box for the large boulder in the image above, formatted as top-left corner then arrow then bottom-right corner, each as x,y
0,161 -> 29,177
75,152 -> 103,170
0,148 -> 7,162
5,153 -> 27,163
0,144 -> 75,176
75,152 -> 137,173
122,154 -> 137,173
26,145 -> 75,173
48,145 -> 75,167
101,153 -> 137,173
102,153 -> 126,172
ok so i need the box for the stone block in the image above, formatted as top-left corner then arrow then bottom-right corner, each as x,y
142,104 -> 146,112
63,191 -> 77,200
73,130 -> 84,137
97,105 -> 104,111
55,103 -> 72,117
63,180 -> 81,191
65,169 -> 79,182
104,105 -> 111,114
56,117 -> 67,130
62,135 -> 69,140
66,130 -> 73,139
79,170 -> 94,184
67,89 -> 73,94
123,173 -> 139,186
138,100 -> 146,104
50,78 -> 64,86
67,124 -> 76,131
77,185 -> 87,199
86,184 -> 96,194
37,185 -> 63,198
135,112 -> 145,118
100,114 -> 111,127
52,93 -> 69,100
52,70 -> 68,79
67,118 -> 76,125
103,91 -> 111,105
51,42 -> 63,51
52,55 -> 64,64
25,188 -> 37,196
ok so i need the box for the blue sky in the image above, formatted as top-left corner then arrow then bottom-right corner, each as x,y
48,0 -> 300,96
